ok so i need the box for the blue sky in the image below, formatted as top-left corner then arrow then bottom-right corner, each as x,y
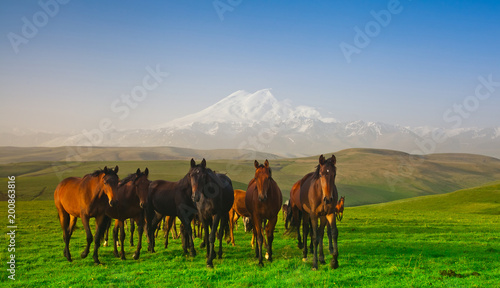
1,0 -> 499,133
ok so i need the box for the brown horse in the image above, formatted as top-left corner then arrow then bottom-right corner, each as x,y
227,189 -> 251,246
299,155 -> 339,270
336,196 -> 345,221
106,168 -> 150,260
54,166 -> 119,264
245,160 -> 282,266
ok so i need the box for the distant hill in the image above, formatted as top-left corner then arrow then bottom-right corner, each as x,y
360,181 -> 500,215
0,146 -> 281,164
1,148 -> 499,206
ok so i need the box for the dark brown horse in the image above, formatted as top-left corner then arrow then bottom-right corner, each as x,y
54,166 -> 119,264
299,155 -> 339,270
245,160 -> 282,266
145,159 -> 204,257
105,168 -> 150,260
192,159 -> 234,268
227,189 -> 251,246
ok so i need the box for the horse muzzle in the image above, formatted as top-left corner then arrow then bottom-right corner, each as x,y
336,212 -> 343,222
109,199 -> 118,207
258,195 -> 267,202
192,193 -> 201,203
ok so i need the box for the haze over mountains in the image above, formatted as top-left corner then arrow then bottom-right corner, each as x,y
2,89 -> 499,159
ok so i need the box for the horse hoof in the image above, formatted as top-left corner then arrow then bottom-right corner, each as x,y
133,253 -> 139,260
103,241 -> 108,247
302,258 -> 308,262
113,252 -> 120,258
265,253 -> 269,260
320,260 -> 326,265
121,255 -> 126,260
207,263 -> 214,269
81,252 -> 89,259
298,244 -> 303,249
312,267 -> 317,271
331,261 -> 339,269
258,262 -> 264,267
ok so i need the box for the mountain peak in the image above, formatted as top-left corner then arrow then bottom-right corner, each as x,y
156,89 -> 333,129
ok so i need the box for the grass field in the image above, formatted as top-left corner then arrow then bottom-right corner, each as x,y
1,182 -> 499,287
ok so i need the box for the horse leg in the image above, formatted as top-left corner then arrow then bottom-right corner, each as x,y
228,210 -> 236,246
318,217 -> 327,265
296,209 -> 303,249
207,214 -> 220,268
326,213 -> 339,269
57,209 -> 72,262
80,214 -> 93,259
265,216 -> 278,262
302,212 -> 309,261
103,219 -> 110,247
172,217 -> 179,239
113,220 -> 120,258
93,215 -> 110,265
256,219 -> 264,266
119,220 -> 126,260
133,217 -> 145,260
327,221 -> 333,255
130,219 -> 135,247
217,213 -> 228,259
147,212 -> 160,253
310,214 -> 319,270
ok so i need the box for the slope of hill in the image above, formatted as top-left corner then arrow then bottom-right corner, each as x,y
363,181 -> 500,215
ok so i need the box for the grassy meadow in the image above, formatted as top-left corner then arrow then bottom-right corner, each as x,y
1,182 -> 499,287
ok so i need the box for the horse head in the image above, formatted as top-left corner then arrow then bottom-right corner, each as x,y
254,160 -> 272,202
101,166 -> 119,207
317,155 -> 337,205
336,196 -> 345,221
189,158 -> 207,203
133,168 -> 150,208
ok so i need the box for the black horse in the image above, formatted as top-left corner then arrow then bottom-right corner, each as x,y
145,159 -> 203,257
191,159 -> 234,268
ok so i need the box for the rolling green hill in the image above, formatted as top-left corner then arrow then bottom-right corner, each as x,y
1,148 -> 499,206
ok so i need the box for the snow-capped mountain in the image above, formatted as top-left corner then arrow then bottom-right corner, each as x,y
2,89 -> 499,159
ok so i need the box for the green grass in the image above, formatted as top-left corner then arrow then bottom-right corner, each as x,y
1,182 -> 499,287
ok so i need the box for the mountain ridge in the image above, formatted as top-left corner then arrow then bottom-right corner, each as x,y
1,89 -> 499,158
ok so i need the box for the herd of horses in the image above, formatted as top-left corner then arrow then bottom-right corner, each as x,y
53,155 -> 344,270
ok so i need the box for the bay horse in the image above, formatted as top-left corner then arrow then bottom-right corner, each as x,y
227,189 -> 251,246
105,168 -> 150,260
245,160 -> 282,266
145,158 -> 204,257
299,155 -> 339,270
54,166 -> 119,264
192,159 -> 234,268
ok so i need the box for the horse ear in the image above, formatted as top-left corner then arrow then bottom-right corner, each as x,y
145,168 -> 149,176
254,160 -> 259,169
331,155 -> 337,165
319,155 -> 326,165
191,158 -> 196,168
264,159 -> 269,168
201,158 -> 206,169
114,166 -> 119,174
103,166 -> 108,173
136,168 -> 141,175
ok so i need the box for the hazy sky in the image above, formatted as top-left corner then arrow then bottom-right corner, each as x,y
1,0 -> 499,134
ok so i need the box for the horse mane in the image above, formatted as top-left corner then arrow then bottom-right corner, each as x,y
313,158 -> 336,179
119,173 -> 137,187
255,164 -> 272,178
